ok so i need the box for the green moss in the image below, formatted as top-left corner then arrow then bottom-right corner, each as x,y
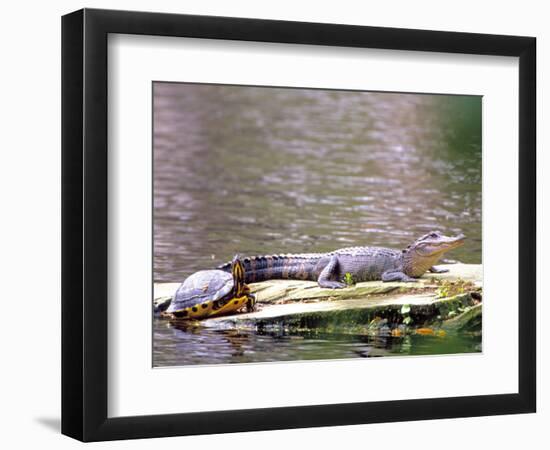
343,272 -> 355,286
433,278 -> 477,299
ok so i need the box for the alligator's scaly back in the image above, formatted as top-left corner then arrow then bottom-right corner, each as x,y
218,253 -> 328,283
218,246 -> 403,286
218,232 -> 465,288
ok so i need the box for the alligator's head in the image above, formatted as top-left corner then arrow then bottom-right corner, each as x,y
402,231 -> 465,277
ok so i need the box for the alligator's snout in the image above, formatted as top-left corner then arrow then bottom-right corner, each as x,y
447,234 -> 466,247
410,231 -> 465,258
436,234 -> 465,250
454,233 -> 466,241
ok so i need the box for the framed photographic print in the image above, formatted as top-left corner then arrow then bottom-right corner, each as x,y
61,8 -> 536,442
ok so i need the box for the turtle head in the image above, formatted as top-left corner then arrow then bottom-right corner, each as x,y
230,254 -> 246,295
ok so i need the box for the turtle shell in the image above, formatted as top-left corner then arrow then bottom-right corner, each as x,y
166,270 -> 234,317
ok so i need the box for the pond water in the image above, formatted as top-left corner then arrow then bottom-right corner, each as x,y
153,83 -> 482,366
153,319 -> 481,366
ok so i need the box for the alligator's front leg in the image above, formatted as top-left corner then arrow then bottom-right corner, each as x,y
381,270 -> 417,282
317,255 -> 346,289
429,266 -> 449,274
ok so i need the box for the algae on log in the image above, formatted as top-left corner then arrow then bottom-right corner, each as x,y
154,263 -> 482,333
441,303 -> 482,332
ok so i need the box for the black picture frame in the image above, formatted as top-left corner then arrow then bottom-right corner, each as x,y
61,8 -> 536,442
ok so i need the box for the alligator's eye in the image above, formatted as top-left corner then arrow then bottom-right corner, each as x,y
429,232 -> 439,238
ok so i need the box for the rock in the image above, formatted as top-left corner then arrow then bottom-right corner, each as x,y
154,263 -> 482,333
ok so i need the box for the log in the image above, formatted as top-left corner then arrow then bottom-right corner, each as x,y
154,263 -> 482,333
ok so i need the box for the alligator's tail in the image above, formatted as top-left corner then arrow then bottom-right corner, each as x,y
218,254 -> 323,283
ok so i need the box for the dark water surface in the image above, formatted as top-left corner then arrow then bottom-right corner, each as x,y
153,319 -> 481,366
153,83 -> 482,366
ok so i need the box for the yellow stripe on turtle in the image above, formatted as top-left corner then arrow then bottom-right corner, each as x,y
181,300 -> 215,319
170,295 -> 250,320
214,295 -> 249,317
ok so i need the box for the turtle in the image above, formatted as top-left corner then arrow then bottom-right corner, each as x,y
162,255 -> 256,320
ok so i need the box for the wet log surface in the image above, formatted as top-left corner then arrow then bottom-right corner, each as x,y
154,264 -> 482,334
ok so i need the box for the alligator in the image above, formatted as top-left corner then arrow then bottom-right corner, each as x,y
219,231 -> 465,289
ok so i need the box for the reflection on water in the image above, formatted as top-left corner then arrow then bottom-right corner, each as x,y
153,83 -> 482,366
153,319 -> 481,367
